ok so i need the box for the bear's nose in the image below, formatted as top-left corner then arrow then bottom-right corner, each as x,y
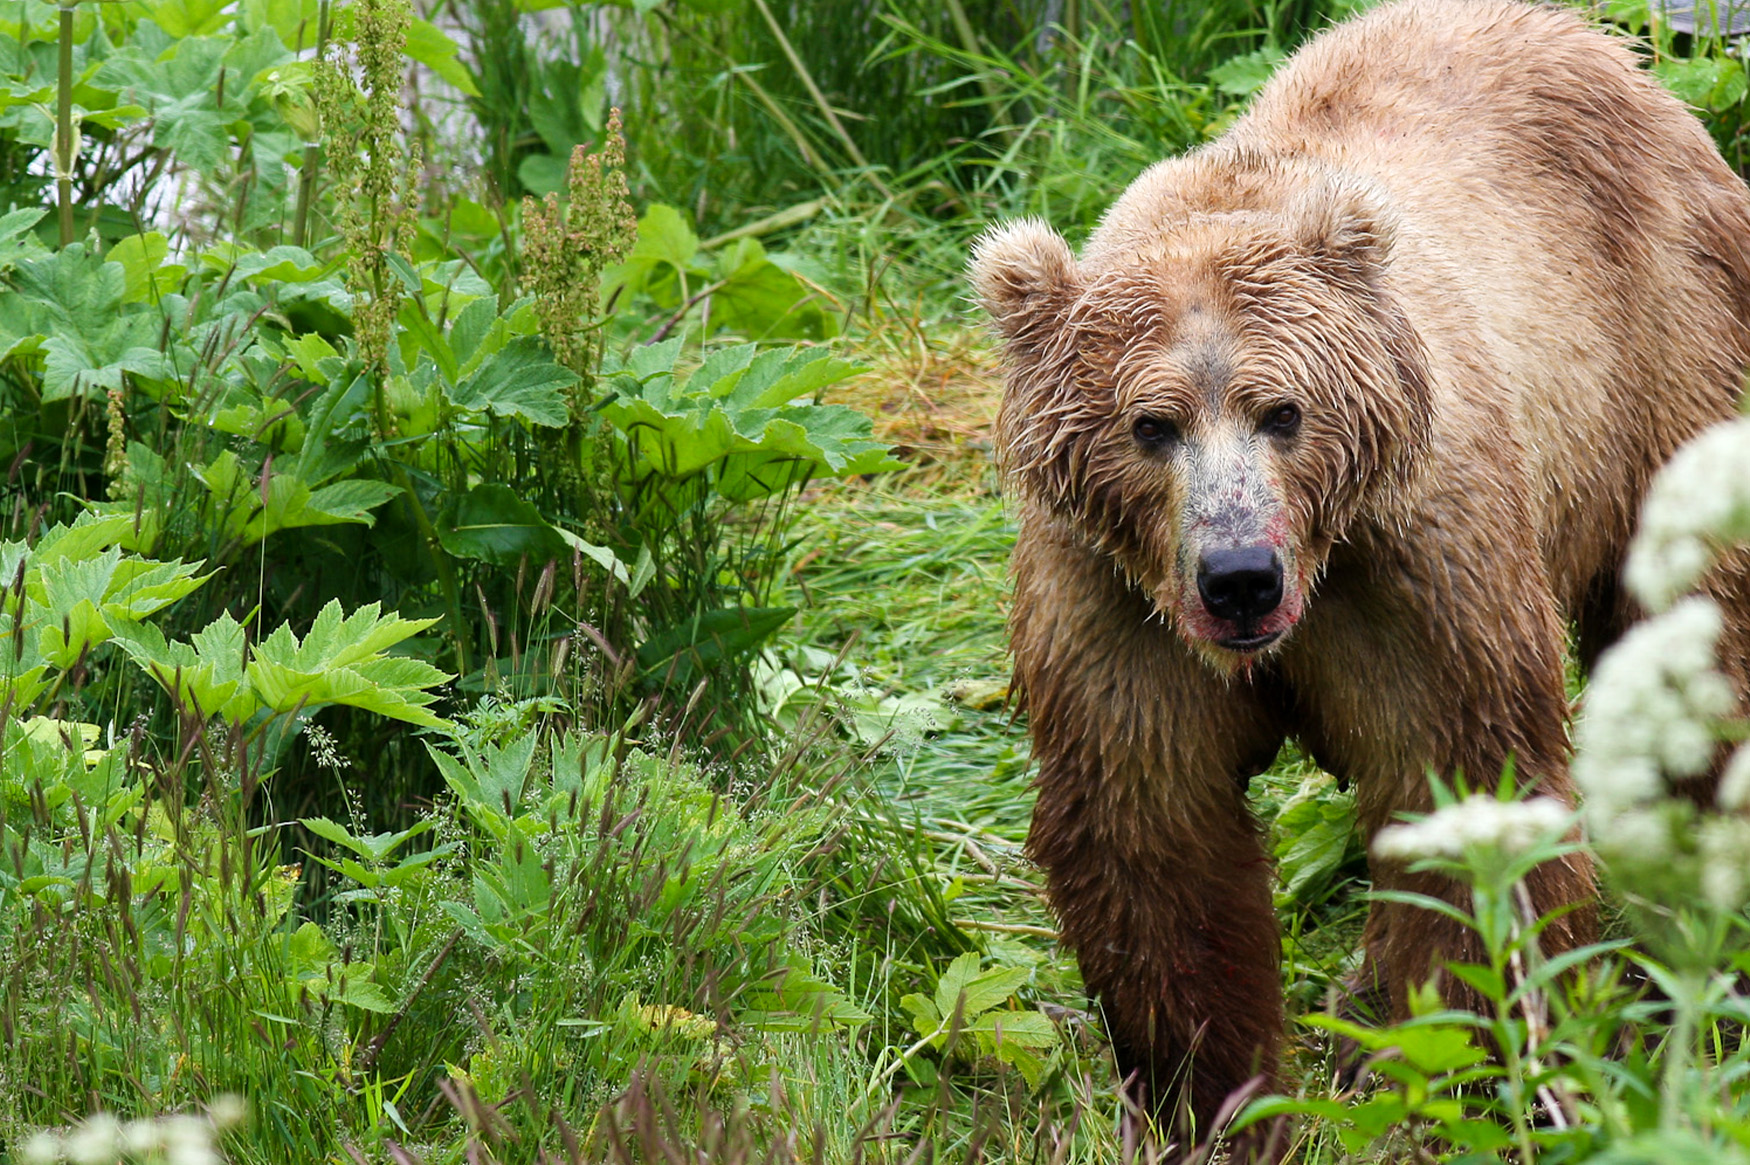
1197,546 -> 1284,625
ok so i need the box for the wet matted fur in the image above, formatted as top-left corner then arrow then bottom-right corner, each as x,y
970,0 -> 1750,1154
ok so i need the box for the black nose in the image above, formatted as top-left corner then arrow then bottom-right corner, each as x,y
1197,546 -> 1284,624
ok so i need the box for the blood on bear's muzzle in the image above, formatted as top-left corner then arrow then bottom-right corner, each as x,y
1197,545 -> 1285,630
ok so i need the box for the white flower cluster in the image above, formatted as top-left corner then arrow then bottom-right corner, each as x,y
1372,795 -> 1572,861
1572,597 -> 1736,822
1623,417 -> 1750,612
21,1098 -> 243,1165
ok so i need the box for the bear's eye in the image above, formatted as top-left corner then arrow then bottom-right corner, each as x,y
1260,402 -> 1302,438
1132,415 -> 1179,448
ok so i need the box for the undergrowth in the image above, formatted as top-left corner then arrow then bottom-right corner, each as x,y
8,0 -> 1750,1161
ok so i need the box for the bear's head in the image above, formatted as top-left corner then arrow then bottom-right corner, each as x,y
971,169 -> 1433,670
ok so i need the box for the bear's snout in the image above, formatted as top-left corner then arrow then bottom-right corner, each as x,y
1196,545 -> 1285,635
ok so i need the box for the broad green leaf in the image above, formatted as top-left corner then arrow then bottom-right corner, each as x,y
436,483 -> 570,567
286,332 -> 339,382
526,46 -> 606,155
933,951 -> 983,1021
742,959 -> 873,1032
108,232 -> 185,303
447,336 -> 575,427
242,0 -> 321,47
116,610 -> 257,722
300,815 -> 433,862
332,978 -> 396,1013
0,207 -> 47,270
32,546 -> 210,667
900,991 -> 940,1035
303,479 -> 403,525
975,1009 -> 1057,1049
94,35 -> 237,172
603,204 -> 700,305
599,342 -> 896,501
427,731 -> 538,818
135,0 -> 232,36
99,556 -> 216,621
1208,46 -> 1285,98
1272,771 -> 1360,906
711,239 -> 838,341
245,599 -> 451,728
1657,56 -> 1749,112
407,18 -> 480,96
42,335 -> 168,400
932,953 -> 1032,1026
203,242 -> 326,284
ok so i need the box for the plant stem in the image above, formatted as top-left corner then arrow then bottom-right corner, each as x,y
292,145 -> 319,248
56,0 -> 74,247
1662,970 -> 1701,1129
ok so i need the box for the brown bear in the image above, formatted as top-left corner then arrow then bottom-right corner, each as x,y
970,0 -> 1750,1151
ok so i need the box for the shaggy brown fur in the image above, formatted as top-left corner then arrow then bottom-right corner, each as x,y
971,0 -> 1750,1154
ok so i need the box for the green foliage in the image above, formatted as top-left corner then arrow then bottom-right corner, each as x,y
15,0 -> 1750,1160
601,340 -> 896,497
898,950 -> 1060,1089
608,203 -> 843,342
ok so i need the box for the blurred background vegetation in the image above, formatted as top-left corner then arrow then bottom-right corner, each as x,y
4,0 -> 1750,1160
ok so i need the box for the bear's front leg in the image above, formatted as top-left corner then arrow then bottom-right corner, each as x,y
1285,505 -> 1597,1023
1012,511 -> 1288,1151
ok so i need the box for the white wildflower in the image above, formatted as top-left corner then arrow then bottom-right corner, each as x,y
1593,806 -> 1674,862
160,1115 -> 221,1165
206,1095 -> 247,1132
1718,743 -> 1750,812
23,1108 -> 230,1165
1372,795 -> 1572,861
1699,817 -> 1750,910
1624,417 -> 1750,611
1573,597 -> 1733,820
65,1113 -> 121,1164
21,1131 -> 61,1165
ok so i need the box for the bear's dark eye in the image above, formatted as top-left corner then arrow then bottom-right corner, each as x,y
1132,415 -> 1179,448
1260,402 -> 1302,438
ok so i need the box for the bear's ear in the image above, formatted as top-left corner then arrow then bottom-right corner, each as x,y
969,219 -> 1081,349
1362,291 -> 1436,522
1293,175 -> 1397,286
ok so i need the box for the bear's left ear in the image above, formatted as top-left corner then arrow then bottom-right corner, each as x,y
969,219 -> 1082,352
1292,175 -> 1397,287
1294,176 -> 1434,522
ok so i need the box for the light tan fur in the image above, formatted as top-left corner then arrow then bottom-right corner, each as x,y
971,0 -> 1750,1155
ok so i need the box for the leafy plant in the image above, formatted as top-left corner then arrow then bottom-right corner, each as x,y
894,950 -> 1061,1090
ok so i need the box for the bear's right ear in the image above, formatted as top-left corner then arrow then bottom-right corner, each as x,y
969,219 -> 1080,350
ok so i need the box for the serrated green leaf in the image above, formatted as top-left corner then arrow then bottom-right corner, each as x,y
109,232 -> 184,303
599,342 -> 896,501
956,965 -> 1031,1018
900,992 -> 941,1036
978,1009 -> 1058,1049
934,950 -> 983,1021
244,599 -> 450,728
332,977 -> 396,1013
304,478 -> 402,525
299,815 -> 365,854
447,336 -> 575,427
